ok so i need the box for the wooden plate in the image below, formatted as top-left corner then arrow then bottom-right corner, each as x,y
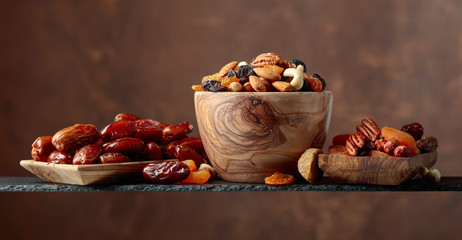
318,152 -> 437,185
20,160 -> 165,185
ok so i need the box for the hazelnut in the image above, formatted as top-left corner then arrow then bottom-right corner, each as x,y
416,136 -> 438,153
198,163 -> 217,179
394,145 -> 411,157
383,139 -> 400,155
401,122 -> 424,141
374,138 -> 387,152
420,167 -> 441,183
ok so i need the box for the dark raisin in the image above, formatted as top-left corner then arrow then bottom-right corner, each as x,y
237,65 -> 254,78
298,81 -> 312,92
201,80 -> 227,92
312,73 -> 326,91
142,161 -> 190,184
227,70 -> 237,78
239,76 -> 250,85
290,59 -> 307,72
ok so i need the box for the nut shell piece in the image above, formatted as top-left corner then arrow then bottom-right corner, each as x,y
297,148 -> 324,184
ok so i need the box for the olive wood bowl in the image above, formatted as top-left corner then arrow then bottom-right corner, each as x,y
194,91 -> 333,183
318,152 -> 437,185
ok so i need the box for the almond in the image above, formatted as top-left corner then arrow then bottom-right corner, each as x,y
253,67 -> 281,82
271,81 -> 294,92
218,61 -> 238,77
249,76 -> 267,92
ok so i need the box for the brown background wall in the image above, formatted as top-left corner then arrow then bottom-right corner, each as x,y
1,0 -> 461,239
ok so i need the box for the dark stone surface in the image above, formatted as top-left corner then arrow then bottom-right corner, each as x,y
1,177 -> 461,192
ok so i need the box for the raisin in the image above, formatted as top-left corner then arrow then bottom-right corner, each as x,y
299,81 -> 312,92
239,76 -> 250,85
237,65 -> 254,78
290,59 -> 307,72
312,73 -> 326,91
264,172 -> 295,186
142,161 -> 190,184
201,80 -> 227,92
227,70 -> 237,78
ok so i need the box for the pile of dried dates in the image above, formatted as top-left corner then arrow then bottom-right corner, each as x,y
30,113 -> 215,184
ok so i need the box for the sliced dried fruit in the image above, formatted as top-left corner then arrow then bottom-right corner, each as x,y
182,170 -> 211,184
182,159 -> 197,172
264,172 -> 295,186
381,127 -> 420,156
297,148 -> 324,184
220,76 -> 239,87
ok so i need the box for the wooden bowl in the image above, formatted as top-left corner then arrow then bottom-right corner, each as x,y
20,160 -> 163,185
195,91 -> 333,183
318,152 -> 437,185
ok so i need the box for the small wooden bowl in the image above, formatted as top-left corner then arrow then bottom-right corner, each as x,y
195,91 -> 333,183
318,152 -> 437,185
20,160 -> 163,185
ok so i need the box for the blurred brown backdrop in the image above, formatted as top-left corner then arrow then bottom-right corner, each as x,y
1,0 -> 461,239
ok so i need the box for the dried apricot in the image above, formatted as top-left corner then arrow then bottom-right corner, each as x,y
264,172 -> 295,186
263,64 -> 284,75
182,170 -> 211,184
303,73 -> 323,92
220,76 -> 239,87
182,159 -> 197,172
201,72 -> 222,82
191,85 -> 203,91
381,127 -> 420,156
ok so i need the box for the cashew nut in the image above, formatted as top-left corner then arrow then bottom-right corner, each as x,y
283,65 -> 304,90
238,61 -> 249,67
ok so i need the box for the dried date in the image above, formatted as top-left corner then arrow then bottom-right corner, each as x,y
73,144 -> 103,165
103,137 -> 144,154
52,124 -> 99,152
100,120 -> 137,142
48,151 -> 73,164
142,161 -> 190,184
99,152 -> 131,164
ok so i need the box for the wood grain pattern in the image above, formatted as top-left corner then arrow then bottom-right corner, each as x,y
318,152 -> 437,185
20,160 -> 164,185
195,91 -> 333,182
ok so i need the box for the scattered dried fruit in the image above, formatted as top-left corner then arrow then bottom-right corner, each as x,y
143,161 -> 191,184
382,127 -> 420,156
264,172 -> 295,186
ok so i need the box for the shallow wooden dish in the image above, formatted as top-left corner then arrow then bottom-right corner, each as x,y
195,91 -> 333,183
20,160 -> 163,185
318,152 -> 437,185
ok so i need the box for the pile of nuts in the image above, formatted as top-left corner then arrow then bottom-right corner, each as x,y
327,118 -> 438,158
30,113 -> 215,184
192,52 -> 326,92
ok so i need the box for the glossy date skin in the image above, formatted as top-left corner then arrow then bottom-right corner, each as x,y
162,121 -> 193,144
134,119 -> 163,142
48,151 -> 73,164
52,124 -> 99,152
73,144 -> 103,165
103,137 -> 144,154
31,136 -> 55,161
98,152 -> 131,164
100,120 -> 137,142
142,161 -> 190,184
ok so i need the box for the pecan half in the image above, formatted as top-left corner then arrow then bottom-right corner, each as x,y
346,132 -> 366,156
356,118 -> 381,142
251,53 -> 283,68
